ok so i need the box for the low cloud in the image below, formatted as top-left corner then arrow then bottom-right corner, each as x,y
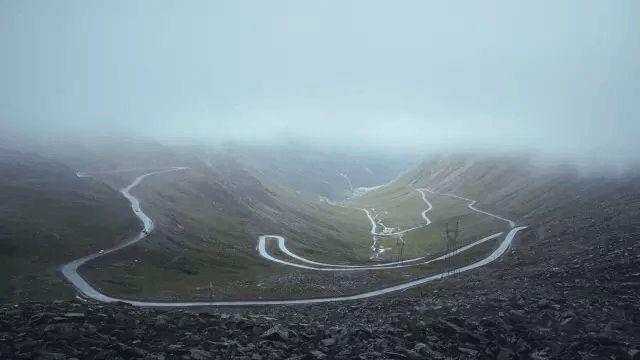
2,0 -> 639,170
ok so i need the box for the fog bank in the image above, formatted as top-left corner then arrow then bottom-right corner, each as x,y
1,1 -> 639,169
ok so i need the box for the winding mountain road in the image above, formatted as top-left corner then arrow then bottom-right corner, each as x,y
62,168 -> 526,307
61,167 -> 187,301
419,188 -> 516,228
258,232 -> 504,271
261,187 -> 516,270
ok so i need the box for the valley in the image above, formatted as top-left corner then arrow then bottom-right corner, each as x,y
5,143 -> 636,307
50,144 -> 523,303
2,143 -> 638,359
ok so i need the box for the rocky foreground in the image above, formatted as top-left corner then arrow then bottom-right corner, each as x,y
2,270 -> 639,360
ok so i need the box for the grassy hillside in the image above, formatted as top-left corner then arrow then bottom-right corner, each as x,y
399,154 -> 640,226
0,148 -> 138,301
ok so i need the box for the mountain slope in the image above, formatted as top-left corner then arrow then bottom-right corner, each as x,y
0,148 -> 138,301
400,154 -> 640,230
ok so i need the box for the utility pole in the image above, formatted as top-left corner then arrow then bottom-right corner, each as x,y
396,233 -> 406,262
444,220 -> 460,276
399,233 -> 405,263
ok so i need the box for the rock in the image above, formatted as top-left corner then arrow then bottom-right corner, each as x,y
284,355 -> 305,360
320,337 -> 335,346
189,348 -> 211,360
251,326 -> 264,336
309,350 -> 326,359
383,351 -> 408,359
515,338 -> 531,354
529,349 -> 550,360
261,324 -> 289,342
43,323 -> 76,340
537,299 -> 550,308
63,312 -> 85,319
507,310 -> 527,323
402,349 -> 423,360
413,343 -> 427,352
559,316 -> 578,334
116,342 -> 148,357
496,347 -> 516,360
168,344 -> 184,352
178,316 -> 195,328
436,319 -> 463,333
155,314 -> 171,327
36,351 -> 67,360
458,347 -> 478,357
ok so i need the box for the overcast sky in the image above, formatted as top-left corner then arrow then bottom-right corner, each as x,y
1,0 -> 639,165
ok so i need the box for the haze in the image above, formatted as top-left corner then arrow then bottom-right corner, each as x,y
1,0 -> 639,167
